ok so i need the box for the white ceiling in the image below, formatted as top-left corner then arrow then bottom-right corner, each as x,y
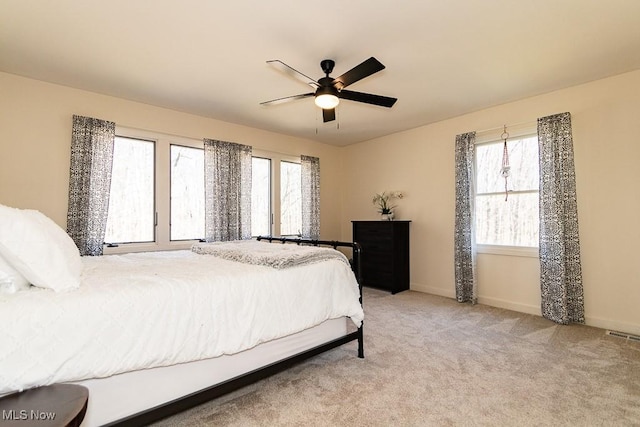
1,1 -> 640,146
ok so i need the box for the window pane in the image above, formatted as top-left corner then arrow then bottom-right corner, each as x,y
476,193 -> 539,246
476,136 -> 539,193
251,157 -> 271,237
105,136 -> 155,243
476,142 -> 504,194
170,145 -> 204,240
280,161 -> 301,236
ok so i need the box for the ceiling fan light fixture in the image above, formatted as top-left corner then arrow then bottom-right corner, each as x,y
315,94 -> 339,109
314,86 -> 340,109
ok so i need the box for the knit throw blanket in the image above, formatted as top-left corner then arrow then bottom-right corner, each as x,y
191,240 -> 350,269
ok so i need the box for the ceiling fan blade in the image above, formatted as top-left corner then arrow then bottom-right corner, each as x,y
267,60 -> 319,89
260,93 -> 314,106
332,57 -> 385,90
338,90 -> 397,108
322,108 -> 336,122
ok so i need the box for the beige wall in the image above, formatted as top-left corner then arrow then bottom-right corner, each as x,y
0,72 -> 343,239
2,69 -> 639,335
341,70 -> 640,335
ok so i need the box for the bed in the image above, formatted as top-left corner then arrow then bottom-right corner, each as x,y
0,205 -> 364,426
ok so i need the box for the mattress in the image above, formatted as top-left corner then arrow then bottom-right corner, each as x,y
0,249 -> 364,394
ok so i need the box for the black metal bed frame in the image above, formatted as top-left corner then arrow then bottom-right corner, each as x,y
108,237 -> 364,427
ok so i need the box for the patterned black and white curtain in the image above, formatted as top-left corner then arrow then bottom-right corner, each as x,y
301,155 -> 320,239
204,139 -> 252,242
537,112 -> 584,324
67,115 -> 115,256
454,131 -> 477,303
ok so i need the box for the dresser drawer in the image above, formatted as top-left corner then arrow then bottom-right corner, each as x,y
353,222 -> 393,243
362,271 -> 394,288
362,252 -> 394,271
359,242 -> 392,254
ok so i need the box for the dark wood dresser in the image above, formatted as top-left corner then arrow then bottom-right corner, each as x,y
352,220 -> 410,294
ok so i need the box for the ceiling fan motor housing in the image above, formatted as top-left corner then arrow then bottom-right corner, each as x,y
315,84 -> 339,96
320,59 -> 335,75
317,76 -> 337,90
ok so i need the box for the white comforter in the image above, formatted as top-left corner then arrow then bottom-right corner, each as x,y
0,250 -> 364,394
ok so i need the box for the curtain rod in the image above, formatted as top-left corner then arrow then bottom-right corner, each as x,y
474,119 -> 537,135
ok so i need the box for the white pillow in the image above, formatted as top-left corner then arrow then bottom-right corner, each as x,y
0,204 -> 82,291
0,253 -> 31,293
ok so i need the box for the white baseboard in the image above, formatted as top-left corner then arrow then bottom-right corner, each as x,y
410,282 -> 455,299
476,296 -> 541,316
410,283 -> 640,336
410,282 -> 539,315
585,316 -> 640,336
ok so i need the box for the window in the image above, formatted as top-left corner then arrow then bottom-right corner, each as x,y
250,151 -> 302,237
105,130 -> 304,251
475,134 -> 539,248
251,157 -> 271,237
280,161 -> 302,236
170,145 -> 204,241
105,136 -> 155,244
105,128 -> 203,253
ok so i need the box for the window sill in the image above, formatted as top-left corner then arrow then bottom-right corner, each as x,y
476,244 -> 538,258
103,240 -> 196,255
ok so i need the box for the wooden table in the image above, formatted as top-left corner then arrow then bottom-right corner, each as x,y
0,384 -> 88,427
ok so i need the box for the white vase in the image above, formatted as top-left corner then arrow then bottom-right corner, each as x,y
381,212 -> 394,221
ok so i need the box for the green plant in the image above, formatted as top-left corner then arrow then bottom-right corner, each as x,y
372,191 -> 403,214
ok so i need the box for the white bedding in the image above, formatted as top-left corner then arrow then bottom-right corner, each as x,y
192,240 -> 351,269
0,249 -> 364,395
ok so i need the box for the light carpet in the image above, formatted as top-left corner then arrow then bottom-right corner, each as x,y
152,288 -> 640,426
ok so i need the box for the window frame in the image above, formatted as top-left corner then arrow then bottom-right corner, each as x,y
251,149 -> 301,238
474,126 -> 539,258
250,155 -> 273,238
104,131 -> 304,253
104,135 -> 157,245
279,159 -> 302,237
169,143 -> 205,242
104,127 -> 204,254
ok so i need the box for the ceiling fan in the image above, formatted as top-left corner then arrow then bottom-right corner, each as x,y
260,57 -> 397,122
